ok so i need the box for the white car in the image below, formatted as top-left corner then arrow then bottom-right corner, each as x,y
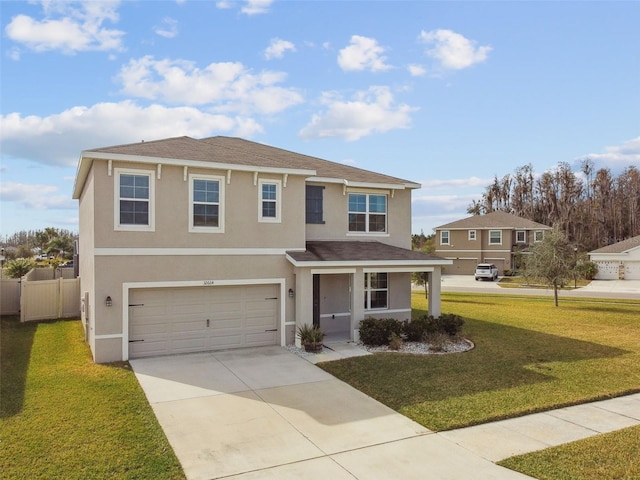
475,263 -> 499,281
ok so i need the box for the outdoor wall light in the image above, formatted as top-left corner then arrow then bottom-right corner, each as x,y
288,288 -> 294,298
106,296 -> 112,307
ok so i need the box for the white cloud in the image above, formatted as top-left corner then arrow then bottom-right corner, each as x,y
418,29 -> 491,70
299,86 -> 417,141
154,17 -> 178,39
216,1 -> 233,9
576,136 -> 640,169
4,1 -> 125,54
116,56 -> 303,114
0,181 -> 75,210
407,64 -> 426,77
0,101 -> 260,167
338,35 -> 392,72
264,38 -> 296,60
420,176 -> 493,189
241,0 -> 273,15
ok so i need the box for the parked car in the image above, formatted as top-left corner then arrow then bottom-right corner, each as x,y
475,263 -> 499,281
60,260 -> 74,268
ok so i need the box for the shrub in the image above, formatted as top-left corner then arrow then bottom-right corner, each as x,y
5,258 -> 35,278
388,332 -> 403,350
434,313 -> 465,337
359,317 -> 403,346
403,315 -> 436,342
426,332 -> 450,352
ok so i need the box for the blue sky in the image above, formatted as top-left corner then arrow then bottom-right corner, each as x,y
1,0 -> 639,237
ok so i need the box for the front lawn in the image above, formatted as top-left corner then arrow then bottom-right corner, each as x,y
320,292 -> 640,431
0,316 -> 185,480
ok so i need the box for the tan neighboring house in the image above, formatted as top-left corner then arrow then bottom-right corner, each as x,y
72,136 -> 451,363
434,211 -> 552,275
588,235 -> 640,280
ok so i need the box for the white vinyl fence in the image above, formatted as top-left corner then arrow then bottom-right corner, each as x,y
1,278 -> 21,315
0,268 -> 80,321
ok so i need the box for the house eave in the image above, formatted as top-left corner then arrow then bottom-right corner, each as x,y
286,255 -> 452,269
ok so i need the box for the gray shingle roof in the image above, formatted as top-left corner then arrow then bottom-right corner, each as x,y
82,135 -> 417,187
286,241 -> 449,265
590,235 -> 640,254
435,211 -> 551,230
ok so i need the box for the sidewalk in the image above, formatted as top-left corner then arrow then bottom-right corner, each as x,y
299,344 -> 640,467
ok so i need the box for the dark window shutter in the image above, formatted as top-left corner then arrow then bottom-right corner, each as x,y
306,186 -> 325,224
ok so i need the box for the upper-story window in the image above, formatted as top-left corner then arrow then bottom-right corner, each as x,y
364,272 -> 388,310
440,230 -> 450,245
190,174 -> 224,233
489,230 -> 502,245
516,230 -> 526,243
348,193 -> 386,233
468,230 -> 476,241
306,185 -> 325,224
534,230 -> 544,242
258,179 -> 281,223
115,169 -> 155,232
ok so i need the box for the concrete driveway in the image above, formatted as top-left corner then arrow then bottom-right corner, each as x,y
131,347 -> 533,480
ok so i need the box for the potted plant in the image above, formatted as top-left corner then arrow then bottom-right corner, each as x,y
297,324 -> 325,353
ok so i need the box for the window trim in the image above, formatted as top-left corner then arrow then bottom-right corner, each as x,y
258,178 -> 282,223
468,230 -> 476,241
489,230 -> 502,245
534,230 -> 544,242
305,185 -> 325,224
440,230 -> 450,245
114,168 -> 155,232
189,173 -> 225,233
515,230 -> 526,243
348,193 -> 387,234
364,272 -> 388,311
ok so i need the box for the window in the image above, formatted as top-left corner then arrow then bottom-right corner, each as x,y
468,230 -> 476,241
258,179 -> 281,223
440,230 -> 450,245
364,273 -> 388,310
489,230 -> 502,245
115,169 -> 154,231
348,193 -> 387,233
306,185 -> 324,224
516,230 -> 526,243
190,174 -> 224,232
534,230 -> 544,242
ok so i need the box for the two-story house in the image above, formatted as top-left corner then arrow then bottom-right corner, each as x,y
73,136 -> 451,363
434,211 -> 551,275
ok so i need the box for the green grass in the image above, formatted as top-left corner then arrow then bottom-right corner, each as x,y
499,425 -> 640,480
498,276 -> 591,289
0,316 -> 185,480
320,292 -> 640,431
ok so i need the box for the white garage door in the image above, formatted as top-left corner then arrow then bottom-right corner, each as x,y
625,262 -> 640,280
595,261 -> 619,280
129,284 -> 279,358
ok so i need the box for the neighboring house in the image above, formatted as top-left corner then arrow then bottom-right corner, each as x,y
72,136 -> 451,363
434,211 -> 552,275
588,235 -> 640,280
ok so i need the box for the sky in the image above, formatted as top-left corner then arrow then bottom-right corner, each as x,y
1,0 -> 639,238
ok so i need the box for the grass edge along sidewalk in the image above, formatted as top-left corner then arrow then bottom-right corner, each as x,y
0,316 -> 186,480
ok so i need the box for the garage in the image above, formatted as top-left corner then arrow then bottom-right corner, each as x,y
129,284 -> 279,358
625,262 -> 640,280
594,261 -> 620,280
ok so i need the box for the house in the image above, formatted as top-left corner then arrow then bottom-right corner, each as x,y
588,235 -> 640,280
72,136 -> 451,363
434,211 -> 551,275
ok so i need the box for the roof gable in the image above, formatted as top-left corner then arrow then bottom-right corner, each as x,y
73,136 -> 419,199
435,211 -> 551,230
590,235 -> 640,254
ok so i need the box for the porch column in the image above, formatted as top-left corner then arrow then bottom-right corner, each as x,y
294,268 -> 313,348
428,268 -> 442,317
351,267 -> 365,341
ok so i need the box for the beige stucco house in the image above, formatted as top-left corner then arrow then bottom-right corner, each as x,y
72,136 -> 451,363
434,211 -> 551,275
589,235 -> 640,280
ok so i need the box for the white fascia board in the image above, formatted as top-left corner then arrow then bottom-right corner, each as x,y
81,151 -> 316,176
286,256 -> 453,268
305,177 -> 417,190
364,266 -> 435,273
95,247 -> 304,256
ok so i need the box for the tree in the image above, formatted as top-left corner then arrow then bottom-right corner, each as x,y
524,226 -> 575,307
5,258 -> 35,278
